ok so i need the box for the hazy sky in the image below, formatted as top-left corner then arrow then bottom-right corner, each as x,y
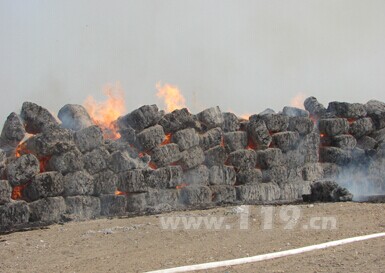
1,0 -> 385,125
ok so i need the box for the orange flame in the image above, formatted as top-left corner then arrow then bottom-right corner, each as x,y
84,83 -> 126,139
290,92 -> 306,109
156,82 -> 186,112
239,113 -> 251,120
15,142 -> 29,158
149,162 -> 157,170
176,183 -> 187,189
11,184 -> 27,200
161,133 -> 172,146
115,190 -> 126,196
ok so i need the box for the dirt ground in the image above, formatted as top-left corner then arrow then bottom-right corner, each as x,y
1,202 -> 385,273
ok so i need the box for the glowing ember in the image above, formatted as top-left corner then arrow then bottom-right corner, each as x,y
39,156 -> 51,173
11,184 -> 27,200
176,183 -> 187,189
246,137 -> 257,150
220,136 -> 225,147
320,133 -> 325,138
156,82 -> 186,112
115,190 -> 126,196
83,83 -> 126,140
239,113 -> 251,120
290,92 -> 306,109
161,133 -> 172,146
149,162 -> 157,170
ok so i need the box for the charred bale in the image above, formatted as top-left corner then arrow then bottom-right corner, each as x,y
183,165 -> 209,186
0,180 -> 12,204
83,147 -> 110,175
262,166 -> 288,185
271,131 -> 300,152
136,125 -> 165,151
282,106 -> 309,118
204,145 -> 227,167
63,171 -> 94,196
93,170 -> 118,196
100,194 -> 127,216
108,151 -> 138,172
327,102 -> 367,119
58,104 -> 93,131
223,131 -> 247,153
305,180 -> 352,202
331,135 -> 357,150
0,112 -> 26,154
28,197 -> 66,223
228,149 -> 257,170
304,96 -> 327,118
74,125 -> 104,153
117,169 -> 147,193
236,168 -> 263,184
236,183 -> 281,202
151,144 -> 182,168
172,128 -> 199,151
21,101 -> 59,134
349,118 -> 374,138
199,127 -> 223,151
247,120 -> 272,148
23,172 -> 64,202
197,106 -> 224,130
178,146 -> 205,170
302,163 -> 324,181
48,148 -> 84,175
318,118 -> 349,137
145,166 -> 183,189
210,185 -> 236,204
209,165 -> 236,186
158,108 -> 197,134
7,154 -> 40,186
250,114 -> 289,133
255,148 -> 283,169
119,104 -> 163,132
179,186 -> 212,206
65,196 -> 101,220
222,112 -> 240,132
0,201 -> 30,232
288,117 -> 314,136
319,147 -> 351,165
356,136 -> 377,151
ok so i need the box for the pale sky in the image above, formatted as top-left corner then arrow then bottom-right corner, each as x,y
1,0 -> 385,125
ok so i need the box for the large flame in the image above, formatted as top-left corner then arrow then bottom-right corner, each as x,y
156,82 -> 186,112
290,92 -> 306,109
84,83 -> 126,139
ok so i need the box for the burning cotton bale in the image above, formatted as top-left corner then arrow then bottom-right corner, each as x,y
327,102 -> 367,119
197,106 -> 224,130
0,180 -> 12,204
119,104 -> 163,132
304,180 -> 353,202
172,128 -> 200,151
223,131 -> 247,153
158,108 -> 197,134
58,104 -> 94,131
21,102 -> 59,134
209,165 -> 236,185
0,113 -> 26,154
136,125 -> 165,151
7,154 -> 40,186
222,112 -> 240,132
23,172 -> 64,202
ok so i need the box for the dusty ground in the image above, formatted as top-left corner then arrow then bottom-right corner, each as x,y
1,202 -> 385,273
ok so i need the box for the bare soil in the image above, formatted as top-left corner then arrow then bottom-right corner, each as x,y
1,202 -> 385,273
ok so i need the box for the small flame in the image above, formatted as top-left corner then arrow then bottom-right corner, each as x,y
115,190 -> 126,196
246,137 -> 257,150
220,136 -> 225,147
290,92 -> 306,109
15,142 -> 29,158
320,133 -> 325,138
11,184 -> 27,200
156,82 -> 186,112
176,183 -> 187,189
239,114 -> 251,120
149,162 -> 157,170
161,133 -> 172,146
84,83 -> 126,139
